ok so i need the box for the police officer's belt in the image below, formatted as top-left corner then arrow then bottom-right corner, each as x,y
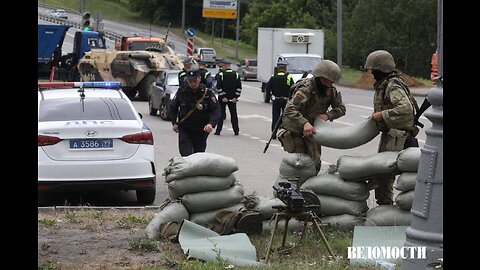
272,95 -> 288,100
177,89 -> 208,125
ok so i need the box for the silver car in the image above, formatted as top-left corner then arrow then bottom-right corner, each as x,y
51,9 -> 68,19
149,70 -> 181,120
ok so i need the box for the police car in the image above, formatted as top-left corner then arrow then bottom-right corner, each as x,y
38,82 -> 156,204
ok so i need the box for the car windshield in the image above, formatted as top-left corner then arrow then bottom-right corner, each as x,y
167,73 -> 179,86
201,49 -> 216,55
283,57 -> 322,73
39,98 -> 137,122
128,41 -> 161,51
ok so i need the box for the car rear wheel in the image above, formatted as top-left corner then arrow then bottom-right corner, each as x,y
136,189 -> 156,205
149,97 -> 158,116
242,72 -> 248,81
159,98 -> 170,121
138,74 -> 157,101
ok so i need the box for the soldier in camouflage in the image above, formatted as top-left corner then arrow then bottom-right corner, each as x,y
365,50 -> 419,205
277,60 -> 346,173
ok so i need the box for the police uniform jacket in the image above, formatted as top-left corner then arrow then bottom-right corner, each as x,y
178,68 -> 188,88
199,68 -> 213,88
216,69 -> 242,99
281,77 -> 346,134
266,71 -> 294,98
373,73 -> 415,132
169,84 -> 221,131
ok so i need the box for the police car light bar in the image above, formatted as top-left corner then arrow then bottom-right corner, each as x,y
38,81 -> 122,89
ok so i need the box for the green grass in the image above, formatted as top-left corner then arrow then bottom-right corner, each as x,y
340,66 -> 364,85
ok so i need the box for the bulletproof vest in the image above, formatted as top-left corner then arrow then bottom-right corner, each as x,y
270,72 -> 292,97
220,69 -> 238,94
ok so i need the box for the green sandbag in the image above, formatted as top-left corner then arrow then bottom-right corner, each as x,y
316,194 -> 369,216
337,151 -> 400,181
364,205 -> 411,226
145,199 -> 189,240
168,174 -> 237,199
395,190 -> 414,210
312,117 -> 379,149
163,153 -> 238,182
320,214 -> 366,230
181,182 -> 244,213
394,172 -> 417,192
301,174 -> 369,201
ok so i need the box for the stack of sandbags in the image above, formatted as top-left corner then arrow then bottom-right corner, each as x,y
162,153 -> 246,227
300,173 -> 368,229
274,153 -> 317,193
364,147 -> 421,226
145,199 -> 189,240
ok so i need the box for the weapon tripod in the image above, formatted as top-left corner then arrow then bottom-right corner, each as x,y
263,204 -> 337,264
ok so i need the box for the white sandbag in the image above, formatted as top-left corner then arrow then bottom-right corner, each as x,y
249,196 -> 284,220
181,182 -> 244,213
337,151 -> 400,181
394,172 -> 417,192
145,200 -> 189,240
364,205 -> 412,226
163,153 -> 238,182
189,203 -> 245,227
397,147 -> 421,172
316,194 -> 368,216
320,214 -> 366,230
300,174 -> 369,201
167,174 -> 237,199
395,190 -> 414,210
312,117 -> 379,149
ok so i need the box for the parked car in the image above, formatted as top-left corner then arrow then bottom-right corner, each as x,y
237,59 -> 257,81
51,9 -> 68,19
149,69 -> 181,120
192,47 -> 217,68
38,81 -> 156,204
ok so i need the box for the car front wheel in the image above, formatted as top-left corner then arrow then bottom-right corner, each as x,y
159,98 -> 170,121
149,97 -> 158,116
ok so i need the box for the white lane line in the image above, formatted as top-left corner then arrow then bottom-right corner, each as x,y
238,114 -> 271,122
347,103 -> 372,110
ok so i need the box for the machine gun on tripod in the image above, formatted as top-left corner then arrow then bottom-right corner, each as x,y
264,181 -> 337,263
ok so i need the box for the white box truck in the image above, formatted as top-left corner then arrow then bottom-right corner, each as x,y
257,27 -> 324,103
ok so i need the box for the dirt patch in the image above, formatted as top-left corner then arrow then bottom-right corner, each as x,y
38,209 -> 184,270
355,70 -> 425,87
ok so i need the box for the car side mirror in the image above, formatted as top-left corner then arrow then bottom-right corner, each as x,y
138,113 -> 143,119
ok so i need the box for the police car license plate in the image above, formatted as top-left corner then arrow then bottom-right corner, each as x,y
69,139 -> 113,150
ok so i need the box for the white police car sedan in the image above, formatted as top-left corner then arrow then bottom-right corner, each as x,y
38,82 -> 156,204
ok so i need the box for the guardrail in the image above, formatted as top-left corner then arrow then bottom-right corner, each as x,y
38,13 -> 123,42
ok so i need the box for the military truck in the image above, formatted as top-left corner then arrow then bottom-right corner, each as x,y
77,43 -> 183,100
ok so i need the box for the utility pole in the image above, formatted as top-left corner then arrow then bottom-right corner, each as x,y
337,0 -> 342,67
181,0 -> 186,34
235,0 -> 241,60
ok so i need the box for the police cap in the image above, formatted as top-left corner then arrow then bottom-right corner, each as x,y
186,69 -> 200,80
182,57 -> 193,64
277,61 -> 288,66
196,59 -> 207,65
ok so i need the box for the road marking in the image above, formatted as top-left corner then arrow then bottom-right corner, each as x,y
238,114 -> 271,122
347,103 -> 372,110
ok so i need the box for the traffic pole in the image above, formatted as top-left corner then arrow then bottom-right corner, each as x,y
49,66 -> 55,82
187,38 -> 194,56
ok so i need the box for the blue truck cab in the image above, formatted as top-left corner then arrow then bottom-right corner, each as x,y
38,24 -> 106,80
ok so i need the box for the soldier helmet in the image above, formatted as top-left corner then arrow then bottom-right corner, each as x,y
364,50 -> 395,73
312,60 -> 341,82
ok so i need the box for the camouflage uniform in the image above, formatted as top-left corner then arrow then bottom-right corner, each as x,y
278,76 -> 346,172
367,50 -> 418,205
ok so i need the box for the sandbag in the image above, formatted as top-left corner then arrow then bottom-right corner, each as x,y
300,174 -> 369,201
189,203 -> 245,227
181,182 -> 244,213
320,214 -> 366,230
145,200 -> 189,240
247,196 -> 284,220
278,153 -> 317,185
397,147 -> 421,172
395,190 -> 414,210
167,174 -> 237,199
364,205 -> 412,226
312,117 -> 379,149
262,219 -> 304,232
163,153 -> 238,182
316,194 -> 368,216
337,151 -> 400,181
394,172 -> 417,192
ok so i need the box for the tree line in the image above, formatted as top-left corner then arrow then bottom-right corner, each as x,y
129,0 -> 437,78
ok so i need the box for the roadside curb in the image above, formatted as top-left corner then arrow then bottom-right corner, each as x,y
38,206 -> 162,212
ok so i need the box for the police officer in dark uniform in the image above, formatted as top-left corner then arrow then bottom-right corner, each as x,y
169,69 -> 221,156
197,59 -> 214,89
214,60 -> 242,136
266,61 -> 295,139
178,57 -> 194,89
